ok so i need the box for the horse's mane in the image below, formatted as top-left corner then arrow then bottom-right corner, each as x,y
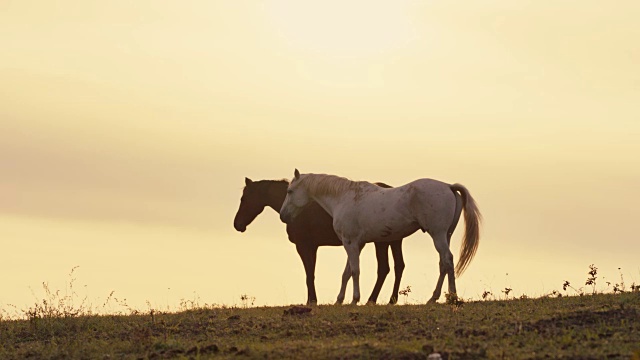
298,174 -> 360,197
244,179 -> 289,190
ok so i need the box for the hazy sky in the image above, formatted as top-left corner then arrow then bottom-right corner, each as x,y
2,1 -> 639,312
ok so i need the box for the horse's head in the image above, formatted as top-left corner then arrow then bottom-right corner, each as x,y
233,177 -> 267,232
280,169 -> 310,224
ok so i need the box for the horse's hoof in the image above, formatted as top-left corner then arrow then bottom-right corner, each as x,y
334,299 -> 344,305
427,298 -> 438,304
388,297 -> 398,305
366,300 -> 376,306
307,300 -> 318,306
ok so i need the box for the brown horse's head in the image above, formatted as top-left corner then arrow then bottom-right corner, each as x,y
233,177 -> 267,232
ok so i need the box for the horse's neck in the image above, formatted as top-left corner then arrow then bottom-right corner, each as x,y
265,181 -> 288,213
310,191 -> 351,218
310,181 -> 378,216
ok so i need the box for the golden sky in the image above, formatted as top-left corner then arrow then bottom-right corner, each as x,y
1,1 -> 639,311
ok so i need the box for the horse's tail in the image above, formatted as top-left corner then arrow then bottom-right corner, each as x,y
450,183 -> 482,277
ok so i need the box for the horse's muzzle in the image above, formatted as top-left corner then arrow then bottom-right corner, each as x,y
233,221 -> 247,233
279,211 -> 291,224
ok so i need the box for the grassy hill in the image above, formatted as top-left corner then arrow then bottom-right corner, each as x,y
1,291 -> 638,359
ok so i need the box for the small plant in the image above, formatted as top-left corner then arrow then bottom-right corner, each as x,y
631,283 -> 640,292
562,280 -> 581,295
612,268 -> 626,294
549,290 -> 562,298
240,294 -> 256,308
23,266 -> 91,320
502,287 -> 512,299
613,283 -> 624,294
398,285 -> 411,304
179,292 -> 203,311
585,264 -> 598,294
502,273 -> 513,299
445,292 -> 464,307
102,290 -> 136,315
482,290 -> 493,300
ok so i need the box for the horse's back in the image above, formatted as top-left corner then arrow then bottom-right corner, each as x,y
360,178 -> 457,234
404,178 -> 451,191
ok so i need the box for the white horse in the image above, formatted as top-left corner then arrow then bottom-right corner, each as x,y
280,169 -> 481,305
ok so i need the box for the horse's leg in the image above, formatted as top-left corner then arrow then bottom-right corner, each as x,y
389,239 -> 405,305
336,244 -> 365,305
428,234 -> 448,303
428,270 -> 446,303
344,240 -> 363,305
429,194 -> 462,303
428,232 -> 455,303
296,244 -> 318,306
366,242 -> 391,305
335,260 -> 351,305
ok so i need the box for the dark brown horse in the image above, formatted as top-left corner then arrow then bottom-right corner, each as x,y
233,178 -> 407,305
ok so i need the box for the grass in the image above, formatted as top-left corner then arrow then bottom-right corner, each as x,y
1,292 -> 639,359
2,265 -> 639,359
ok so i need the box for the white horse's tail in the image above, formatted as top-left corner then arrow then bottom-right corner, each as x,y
450,183 -> 482,277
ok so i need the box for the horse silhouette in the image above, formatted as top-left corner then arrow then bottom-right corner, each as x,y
280,170 -> 476,304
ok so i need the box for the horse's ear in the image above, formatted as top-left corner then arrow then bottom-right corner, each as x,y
294,169 -> 300,179
245,177 -> 253,186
